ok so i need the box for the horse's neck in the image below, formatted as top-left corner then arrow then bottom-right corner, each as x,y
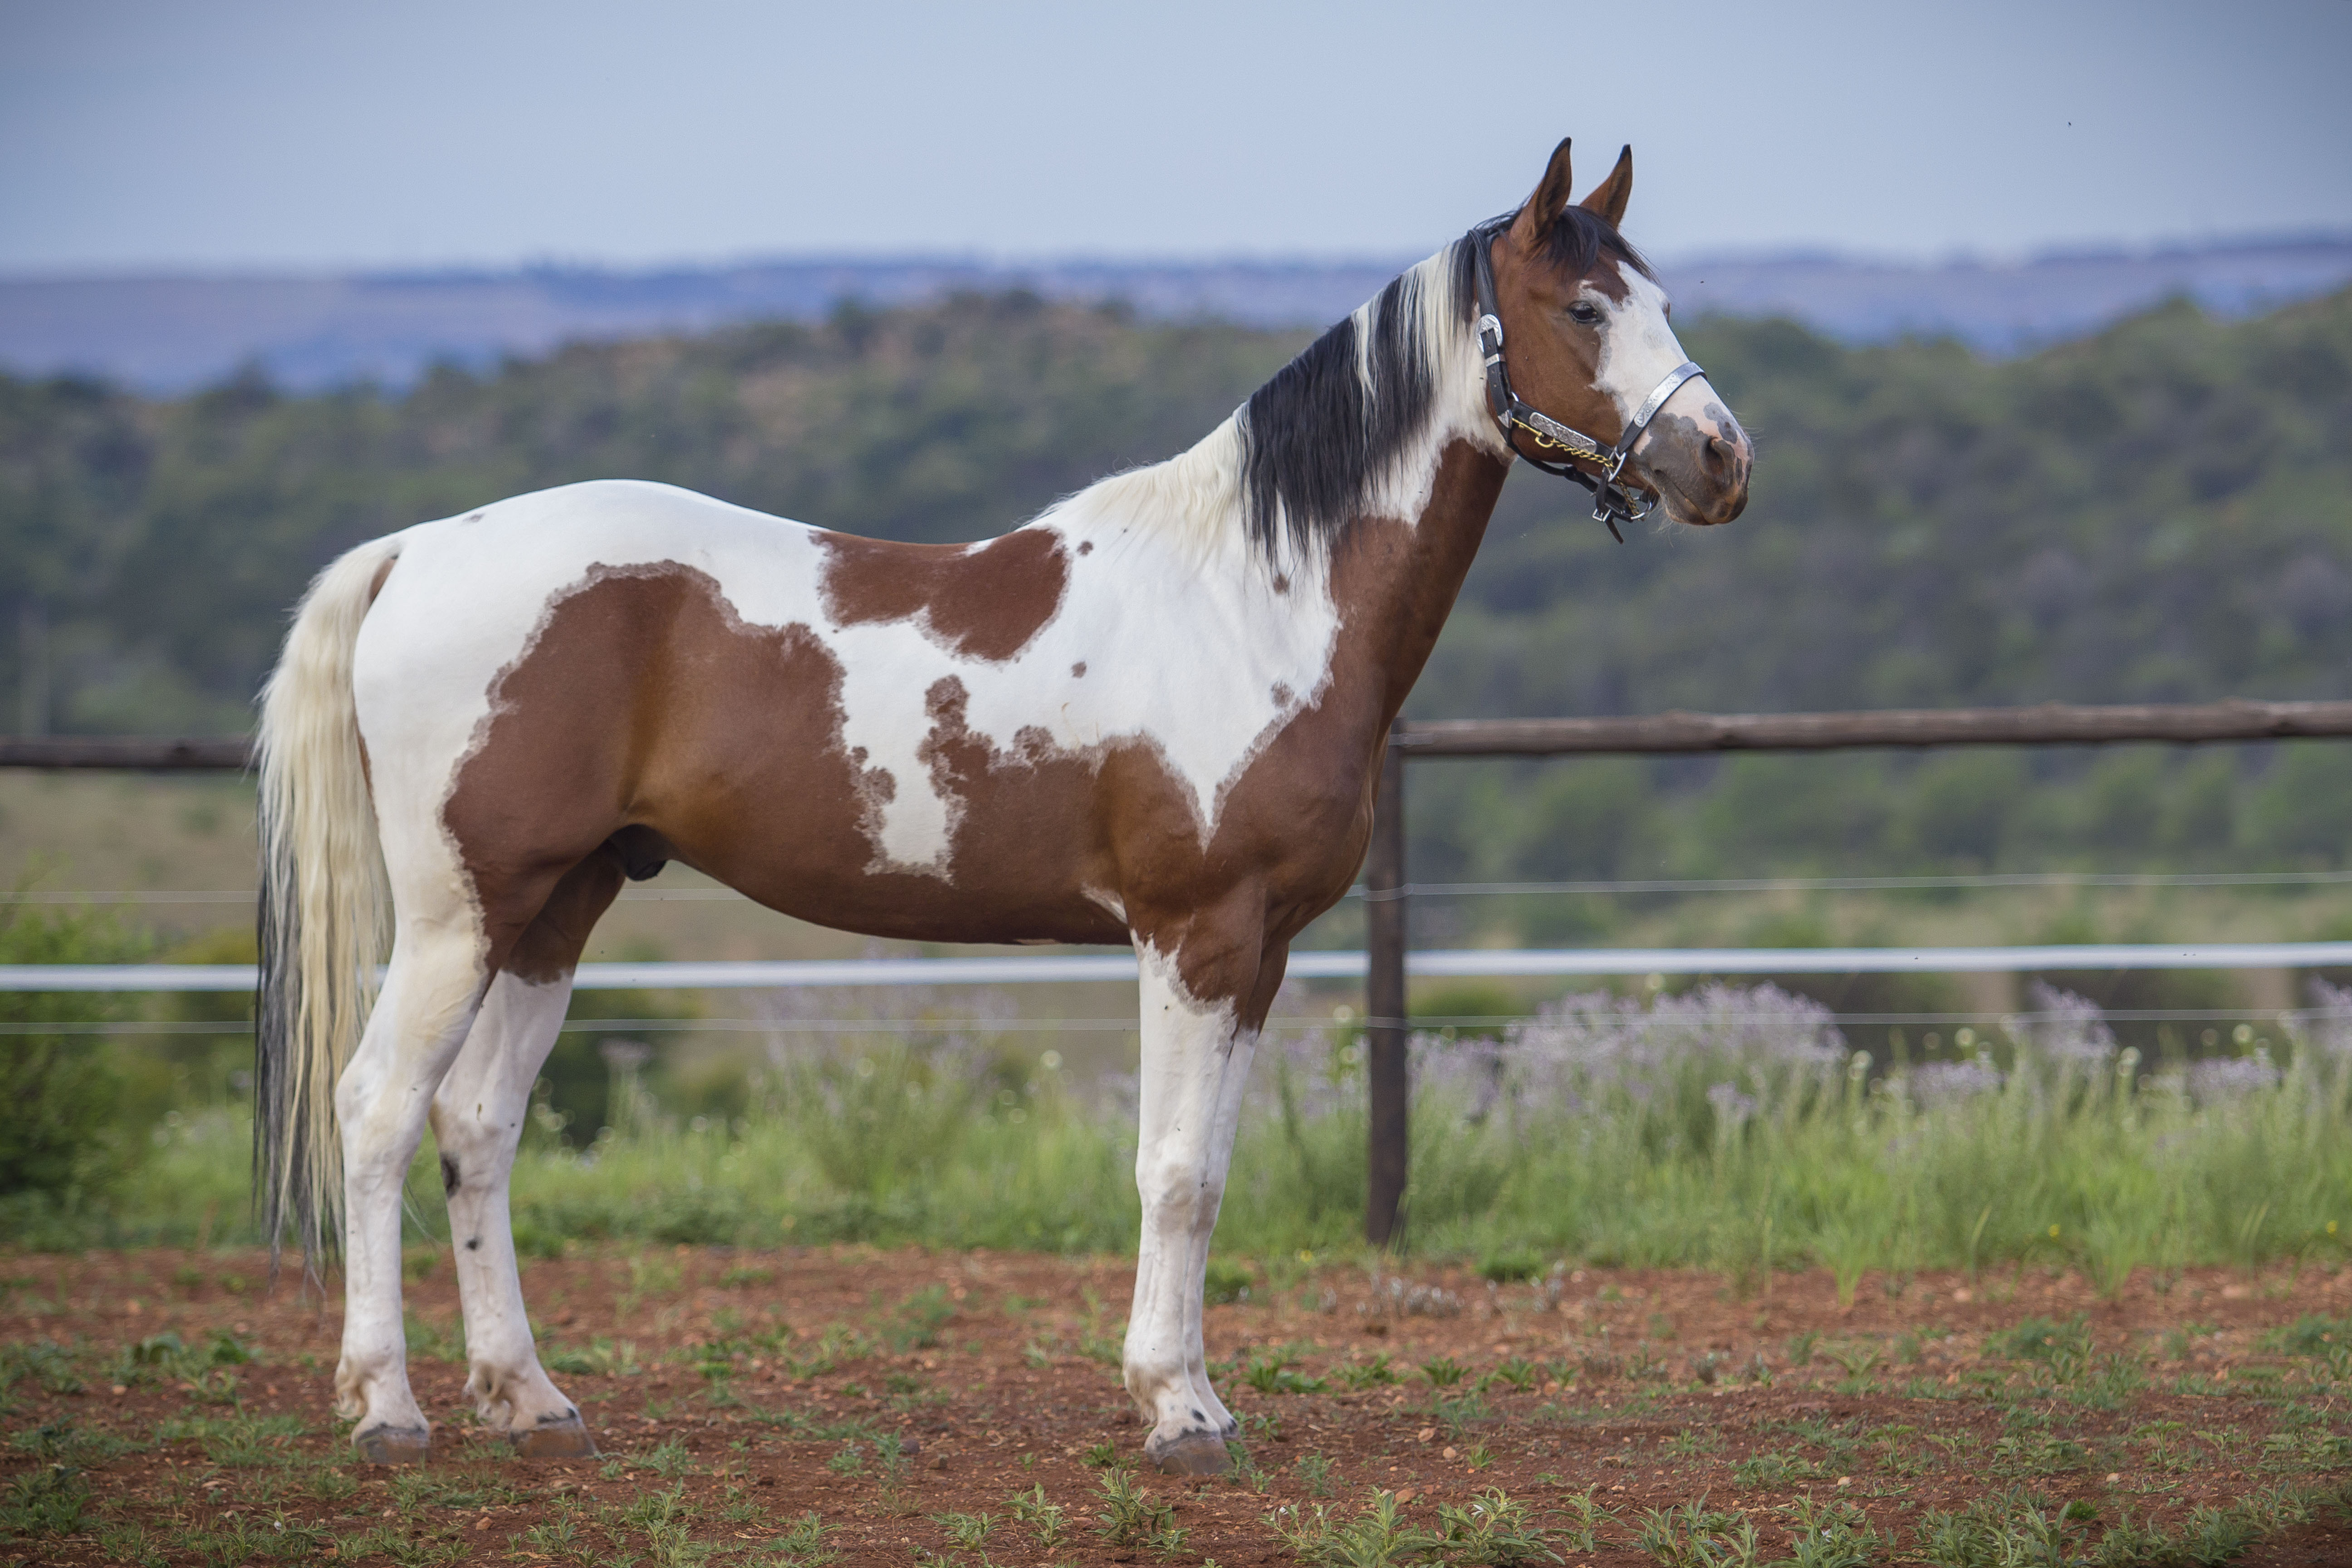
1331,439 -> 1511,725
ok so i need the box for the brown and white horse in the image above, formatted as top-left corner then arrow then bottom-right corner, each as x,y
254,137 -> 1749,1474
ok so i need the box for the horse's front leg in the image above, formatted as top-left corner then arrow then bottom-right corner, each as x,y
1124,931 -> 1271,1475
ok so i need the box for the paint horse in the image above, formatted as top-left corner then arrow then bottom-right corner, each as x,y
254,137 -> 1751,1474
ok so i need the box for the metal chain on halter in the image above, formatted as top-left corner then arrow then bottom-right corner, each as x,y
1467,216 -> 1705,542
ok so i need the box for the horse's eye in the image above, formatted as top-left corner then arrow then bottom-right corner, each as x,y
1568,302 -> 1601,326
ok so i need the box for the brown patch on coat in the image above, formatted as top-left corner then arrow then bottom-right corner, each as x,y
442,564 -> 1126,975
500,844 -> 629,984
818,528 -> 1069,662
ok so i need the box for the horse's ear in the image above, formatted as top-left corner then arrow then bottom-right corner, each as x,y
1511,138 -> 1576,245
1580,144 -> 1633,228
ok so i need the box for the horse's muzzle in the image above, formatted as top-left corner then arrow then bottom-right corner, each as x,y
1633,402 -> 1751,527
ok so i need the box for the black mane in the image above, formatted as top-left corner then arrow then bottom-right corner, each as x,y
1235,245 -> 1457,562
1535,204 -> 1655,283
1235,209 -> 1648,562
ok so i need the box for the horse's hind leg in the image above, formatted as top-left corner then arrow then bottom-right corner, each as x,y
335,909 -> 492,1463
431,849 -> 624,1458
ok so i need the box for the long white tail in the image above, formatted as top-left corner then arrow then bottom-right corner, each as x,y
255,539 -> 399,1269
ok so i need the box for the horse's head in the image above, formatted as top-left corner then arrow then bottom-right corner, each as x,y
1482,138 -> 1750,528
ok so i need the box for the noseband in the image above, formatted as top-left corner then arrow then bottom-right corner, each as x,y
1468,218 -> 1705,542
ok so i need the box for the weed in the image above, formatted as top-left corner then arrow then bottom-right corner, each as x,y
1269,1489 -> 1439,1567
521,1499 -> 586,1557
1776,1495 -> 1884,1568
1419,1355 -> 1469,1388
0,1461 -> 88,1539
1556,1488 -> 1615,1552
1639,1500 -> 1755,1568
641,1435 -> 698,1478
0,1341 -> 82,1396
884,1285 -> 956,1351
825,1442 -> 865,1476
1009,1484 -> 1069,1548
1435,1488 -> 1559,1564
1245,1352 -> 1328,1394
10,1417 -> 132,1465
757,1510 -> 838,1567
1297,1450 -> 1340,1497
1915,1490 -> 2097,1568
1488,1356 -> 1539,1392
933,1510 -> 996,1548
624,1485 -> 710,1568
94,1521 -> 168,1568
1336,1353 -> 1399,1390
1991,1431 -> 2090,1475
1095,1468 -> 1183,1553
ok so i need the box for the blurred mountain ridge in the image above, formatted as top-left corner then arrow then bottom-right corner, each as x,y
5,232 -> 2349,393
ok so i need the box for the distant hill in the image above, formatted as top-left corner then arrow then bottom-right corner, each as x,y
3,234 -> 2347,392
4,280 -> 2350,886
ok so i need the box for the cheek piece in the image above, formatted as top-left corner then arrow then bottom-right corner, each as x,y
1469,215 -> 1705,542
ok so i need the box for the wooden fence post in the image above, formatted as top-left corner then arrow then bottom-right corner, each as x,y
1364,733 -> 1408,1247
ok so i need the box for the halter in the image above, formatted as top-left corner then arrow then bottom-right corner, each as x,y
1469,216 -> 1707,542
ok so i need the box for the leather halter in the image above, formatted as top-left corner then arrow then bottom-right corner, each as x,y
1469,216 -> 1706,542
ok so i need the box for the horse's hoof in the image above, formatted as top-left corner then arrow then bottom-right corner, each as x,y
353,1425 -> 431,1465
510,1415 -> 598,1460
1147,1431 -> 1233,1476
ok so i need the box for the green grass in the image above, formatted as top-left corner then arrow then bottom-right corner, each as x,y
15,985 -> 2352,1282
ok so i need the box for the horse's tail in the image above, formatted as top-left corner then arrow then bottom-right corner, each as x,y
255,538 -> 399,1273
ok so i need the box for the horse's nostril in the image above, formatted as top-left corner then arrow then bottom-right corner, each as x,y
1705,436 -> 1737,483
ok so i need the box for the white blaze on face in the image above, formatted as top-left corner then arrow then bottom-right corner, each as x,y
1589,268 -> 1741,449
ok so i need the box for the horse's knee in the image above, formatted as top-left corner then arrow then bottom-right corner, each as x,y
1137,1172 -> 1222,1239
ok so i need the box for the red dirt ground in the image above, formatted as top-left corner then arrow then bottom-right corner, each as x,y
5,1248 -> 2351,1565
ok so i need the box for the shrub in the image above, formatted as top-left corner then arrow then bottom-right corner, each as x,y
0,902 -> 147,1200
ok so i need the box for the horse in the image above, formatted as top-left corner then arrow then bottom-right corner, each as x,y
252,135 -> 1751,1475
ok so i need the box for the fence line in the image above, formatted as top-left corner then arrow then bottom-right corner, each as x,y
9,940 -> 2351,995
15,866 -> 2352,907
7,1004 -> 2350,1040
1392,698 -> 2352,756
12,697 -> 2352,775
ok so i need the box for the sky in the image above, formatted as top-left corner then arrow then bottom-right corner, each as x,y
3,0 -> 2349,275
